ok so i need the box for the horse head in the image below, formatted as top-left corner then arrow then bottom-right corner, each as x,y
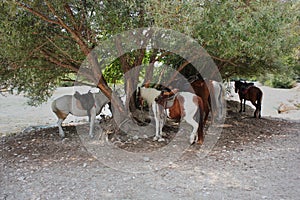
234,80 -> 241,93
155,89 -> 179,108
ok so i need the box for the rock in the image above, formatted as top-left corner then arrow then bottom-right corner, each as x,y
142,134 -> 148,139
143,157 -> 150,162
278,103 -> 297,113
132,135 -> 139,140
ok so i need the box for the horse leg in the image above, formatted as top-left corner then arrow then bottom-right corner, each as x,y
243,99 -> 246,112
57,118 -> 65,138
256,105 -> 261,119
89,107 -> 96,138
187,117 -> 199,145
250,100 -> 259,118
239,100 -> 243,113
158,111 -> 166,142
152,102 -> 164,141
203,103 -> 209,126
197,108 -> 204,145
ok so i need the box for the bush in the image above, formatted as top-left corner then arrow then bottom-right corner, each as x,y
259,73 -> 296,89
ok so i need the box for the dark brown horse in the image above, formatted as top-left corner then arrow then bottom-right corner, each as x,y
234,80 -> 263,118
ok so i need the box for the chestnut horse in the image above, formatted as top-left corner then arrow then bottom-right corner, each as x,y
234,80 -> 263,118
153,89 -> 205,144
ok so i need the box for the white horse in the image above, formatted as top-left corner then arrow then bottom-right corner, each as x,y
138,86 -> 162,108
51,91 -> 110,138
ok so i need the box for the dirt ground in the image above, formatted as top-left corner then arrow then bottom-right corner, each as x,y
1,101 -> 299,200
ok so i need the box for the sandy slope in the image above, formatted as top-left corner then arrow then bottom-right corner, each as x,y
0,83 -> 299,136
226,82 -> 300,120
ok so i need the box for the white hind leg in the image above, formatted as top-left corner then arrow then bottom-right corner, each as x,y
185,116 -> 199,145
57,119 -> 65,138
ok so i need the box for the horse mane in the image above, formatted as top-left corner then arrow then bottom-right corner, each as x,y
141,82 -> 171,92
74,91 -> 95,120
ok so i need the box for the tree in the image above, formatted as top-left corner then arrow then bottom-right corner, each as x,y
0,0 -> 150,110
0,0 -> 299,108
146,0 -> 300,79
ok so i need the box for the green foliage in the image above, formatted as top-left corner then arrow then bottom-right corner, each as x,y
103,61 -> 123,84
0,0 -> 299,105
147,0 -> 299,77
259,69 -> 296,89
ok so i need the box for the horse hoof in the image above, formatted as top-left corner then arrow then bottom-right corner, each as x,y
197,139 -> 203,145
59,132 -> 65,138
189,135 -> 197,145
153,136 -> 158,141
158,138 -> 165,142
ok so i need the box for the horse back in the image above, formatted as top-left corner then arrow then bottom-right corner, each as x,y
244,86 -> 263,101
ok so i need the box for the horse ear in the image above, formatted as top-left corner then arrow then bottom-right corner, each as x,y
144,82 -> 150,88
171,88 -> 179,94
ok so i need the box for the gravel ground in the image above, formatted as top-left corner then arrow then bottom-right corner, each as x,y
1,101 -> 299,200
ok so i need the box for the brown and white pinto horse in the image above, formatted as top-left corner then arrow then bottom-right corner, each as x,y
234,80 -> 263,118
153,89 -> 205,145
170,78 -> 225,124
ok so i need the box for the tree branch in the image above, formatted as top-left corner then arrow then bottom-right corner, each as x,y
40,49 -> 79,72
16,2 -> 61,26
210,55 -> 238,67
63,3 -> 79,31
44,0 -> 91,55
45,36 -> 82,65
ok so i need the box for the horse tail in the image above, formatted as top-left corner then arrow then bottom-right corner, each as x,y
196,96 -> 205,144
257,89 -> 263,109
257,89 -> 263,118
51,100 -> 58,113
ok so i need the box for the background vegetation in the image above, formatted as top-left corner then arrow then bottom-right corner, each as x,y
0,0 -> 299,107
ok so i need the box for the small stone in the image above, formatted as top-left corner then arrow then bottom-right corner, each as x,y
62,138 -> 69,143
143,157 -> 150,162
132,135 -> 139,140
17,176 -> 26,181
